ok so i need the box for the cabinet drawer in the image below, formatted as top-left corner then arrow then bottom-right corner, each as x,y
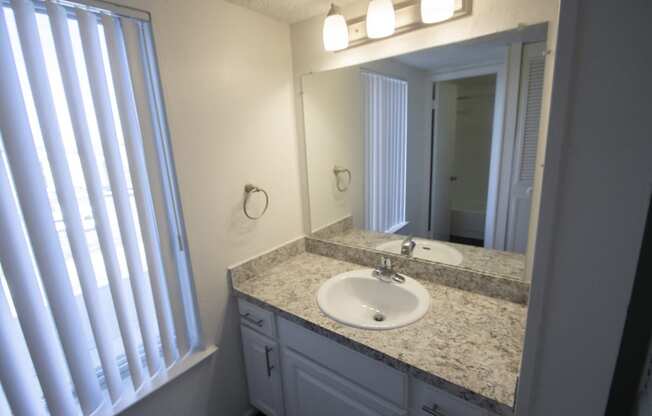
238,298 -> 276,338
278,317 -> 407,408
409,377 -> 488,416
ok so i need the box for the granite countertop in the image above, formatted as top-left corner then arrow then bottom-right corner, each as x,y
231,251 -> 526,415
321,228 -> 526,281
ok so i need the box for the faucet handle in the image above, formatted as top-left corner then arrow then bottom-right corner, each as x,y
401,235 -> 416,256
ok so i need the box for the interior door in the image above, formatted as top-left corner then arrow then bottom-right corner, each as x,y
506,41 -> 546,253
430,82 -> 458,240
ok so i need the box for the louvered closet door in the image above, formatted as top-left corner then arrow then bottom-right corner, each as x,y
506,41 -> 546,253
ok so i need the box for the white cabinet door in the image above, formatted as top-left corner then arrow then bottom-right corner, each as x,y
241,325 -> 284,416
282,348 -> 406,416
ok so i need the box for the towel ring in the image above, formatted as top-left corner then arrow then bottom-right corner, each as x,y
333,166 -> 351,192
243,184 -> 269,220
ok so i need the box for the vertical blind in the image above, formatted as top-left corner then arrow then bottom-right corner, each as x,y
362,71 -> 408,233
0,1 -> 202,415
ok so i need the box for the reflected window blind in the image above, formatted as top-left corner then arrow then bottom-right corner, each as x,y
0,1 -> 202,415
362,71 -> 408,233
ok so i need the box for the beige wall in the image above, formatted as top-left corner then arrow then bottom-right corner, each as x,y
303,59 -> 429,234
303,67 -> 363,230
112,0 -> 305,414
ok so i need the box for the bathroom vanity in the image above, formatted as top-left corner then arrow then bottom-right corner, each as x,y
230,237 -> 527,416
229,23 -> 548,416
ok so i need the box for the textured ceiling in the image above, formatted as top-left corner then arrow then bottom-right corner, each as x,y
395,43 -> 507,72
226,0 -> 359,24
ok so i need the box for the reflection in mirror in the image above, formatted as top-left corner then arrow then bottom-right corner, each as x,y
303,24 -> 547,280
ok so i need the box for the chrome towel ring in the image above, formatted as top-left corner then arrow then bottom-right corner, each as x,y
333,166 -> 351,192
243,184 -> 269,220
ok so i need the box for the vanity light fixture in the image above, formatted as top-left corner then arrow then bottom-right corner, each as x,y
366,0 -> 395,39
420,0 -> 455,23
323,4 -> 349,51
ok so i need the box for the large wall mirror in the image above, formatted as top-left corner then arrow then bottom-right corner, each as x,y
302,23 -> 548,281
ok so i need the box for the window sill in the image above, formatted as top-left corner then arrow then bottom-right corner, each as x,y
385,221 -> 409,234
92,345 -> 218,416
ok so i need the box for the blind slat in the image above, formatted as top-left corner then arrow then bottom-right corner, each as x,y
12,0 -> 124,403
0,158 -> 75,416
0,275 -> 46,416
122,18 -> 191,356
102,14 -> 178,366
76,9 -> 162,377
362,72 -> 408,233
139,21 -> 203,350
0,27 -> 77,412
2,3 -> 103,414
1,2 -> 204,411
46,2 -> 146,390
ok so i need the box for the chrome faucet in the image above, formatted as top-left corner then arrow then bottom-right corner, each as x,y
401,235 -> 416,257
372,256 -> 406,284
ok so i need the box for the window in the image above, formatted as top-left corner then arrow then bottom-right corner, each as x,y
0,1 -> 203,415
361,71 -> 408,233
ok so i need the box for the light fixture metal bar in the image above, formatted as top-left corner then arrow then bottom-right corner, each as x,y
342,0 -> 472,50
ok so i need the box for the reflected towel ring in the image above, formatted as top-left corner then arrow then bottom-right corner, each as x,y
333,166 -> 351,192
243,184 -> 269,220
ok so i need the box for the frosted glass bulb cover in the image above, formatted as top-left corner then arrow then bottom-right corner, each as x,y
366,0 -> 395,39
323,13 -> 349,51
421,0 -> 455,24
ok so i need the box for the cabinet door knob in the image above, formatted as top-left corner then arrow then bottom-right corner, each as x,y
264,346 -> 275,377
240,312 -> 264,327
422,403 -> 446,416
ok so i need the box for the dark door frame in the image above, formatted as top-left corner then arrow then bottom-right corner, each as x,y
605,194 -> 652,415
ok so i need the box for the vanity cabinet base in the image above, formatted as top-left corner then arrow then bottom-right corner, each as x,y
238,298 -> 498,416
282,348 -> 406,416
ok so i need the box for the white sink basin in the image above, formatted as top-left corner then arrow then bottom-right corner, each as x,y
376,238 -> 463,266
316,269 -> 430,330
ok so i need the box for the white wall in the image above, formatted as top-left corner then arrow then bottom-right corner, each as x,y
111,1 -> 305,414
303,59 -> 429,234
517,0 -> 652,414
303,67 -> 363,230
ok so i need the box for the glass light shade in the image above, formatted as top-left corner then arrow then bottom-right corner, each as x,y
421,0 -> 455,24
323,13 -> 349,51
366,0 -> 395,39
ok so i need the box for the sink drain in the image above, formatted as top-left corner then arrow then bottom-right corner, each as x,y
373,312 -> 385,322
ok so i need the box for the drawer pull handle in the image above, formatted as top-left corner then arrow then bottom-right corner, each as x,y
264,346 -> 275,377
240,312 -> 264,327
422,404 -> 446,416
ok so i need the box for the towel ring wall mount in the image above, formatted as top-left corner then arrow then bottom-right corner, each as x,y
333,166 -> 351,192
243,184 -> 269,220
